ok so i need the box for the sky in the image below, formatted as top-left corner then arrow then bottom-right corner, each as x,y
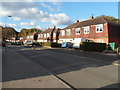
0,0 -> 119,32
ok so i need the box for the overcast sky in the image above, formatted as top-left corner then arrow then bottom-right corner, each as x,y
0,0 -> 118,31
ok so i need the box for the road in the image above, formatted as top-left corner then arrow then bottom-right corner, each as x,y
2,45 -> 120,89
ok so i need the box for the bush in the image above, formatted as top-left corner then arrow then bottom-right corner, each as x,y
51,42 -> 61,47
38,42 -> 61,47
33,42 -> 43,46
42,42 -> 51,46
80,41 -> 106,52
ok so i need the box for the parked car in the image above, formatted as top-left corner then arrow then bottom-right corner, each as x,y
0,41 -> 6,47
24,40 -> 33,45
15,42 -> 23,45
61,42 -> 73,48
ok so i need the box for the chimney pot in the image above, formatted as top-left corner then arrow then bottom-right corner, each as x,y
76,20 -> 79,23
90,16 -> 94,20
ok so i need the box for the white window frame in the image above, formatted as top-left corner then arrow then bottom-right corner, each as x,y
66,29 -> 71,35
84,26 -> 90,34
40,34 -> 43,38
44,34 -> 46,38
47,33 -> 49,37
38,34 -> 41,38
96,24 -> 103,33
61,30 -> 65,36
31,35 -> 33,38
53,32 -> 56,37
76,28 -> 81,34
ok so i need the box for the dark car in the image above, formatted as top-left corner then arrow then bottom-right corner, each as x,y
0,41 -> 6,47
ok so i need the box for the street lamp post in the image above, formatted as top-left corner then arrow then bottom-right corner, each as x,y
4,15 -> 12,52
4,15 -> 12,28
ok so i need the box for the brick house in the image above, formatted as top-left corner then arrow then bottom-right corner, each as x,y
52,28 -> 60,43
26,31 -> 39,42
37,26 -> 61,43
37,26 -> 56,42
58,16 -> 120,46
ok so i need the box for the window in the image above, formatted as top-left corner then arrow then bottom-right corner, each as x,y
27,36 -> 29,39
44,34 -> 46,37
41,34 -> 43,38
84,26 -> 90,34
38,34 -> 41,38
47,33 -> 49,37
97,39 -> 103,43
76,28 -> 80,34
61,30 -> 65,36
66,29 -> 71,35
53,33 -> 56,37
96,24 -> 103,33
30,35 -> 33,38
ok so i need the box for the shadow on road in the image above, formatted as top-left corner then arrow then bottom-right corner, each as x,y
2,46 -> 119,88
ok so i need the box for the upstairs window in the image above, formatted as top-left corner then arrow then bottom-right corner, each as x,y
30,35 -> 33,38
84,26 -> 90,34
38,34 -> 41,38
44,34 -> 46,38
96,24 -> 103,33
76,28 -> 80,34
53,33 -> 56,37
40,34 -> 43,38
61,30 -> 65,36
47,33 -> 49,37
66,29 -> 71,35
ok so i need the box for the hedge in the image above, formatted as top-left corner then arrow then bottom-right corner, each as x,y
35,42 -> 61,47
80,41 -> 106,52
51,42 -> 61,47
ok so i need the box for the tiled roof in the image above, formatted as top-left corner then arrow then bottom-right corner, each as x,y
38,28 -> 55,34
63,17 -> 119,29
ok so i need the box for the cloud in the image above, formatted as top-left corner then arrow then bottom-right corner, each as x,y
20,21 -> 36,26
50,13 -> 73,25
0,2 -> 73,26
13,17 -> 21,21
0,22 -> 17,27
40,2 -> 55,11
35,26 -> 41,30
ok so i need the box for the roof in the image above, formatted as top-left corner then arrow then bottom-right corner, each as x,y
28,30 -> 40,35
63,17 -> 119,29
38,27 -> 55,34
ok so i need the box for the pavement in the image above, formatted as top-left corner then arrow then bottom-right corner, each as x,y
2,45 -> 120,89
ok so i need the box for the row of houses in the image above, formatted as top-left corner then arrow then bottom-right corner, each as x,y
24,16 -> 120,46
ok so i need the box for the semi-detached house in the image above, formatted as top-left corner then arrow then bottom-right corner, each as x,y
37,26 -> 60,43
58,16 -> 120,46
26,31 -> 39,42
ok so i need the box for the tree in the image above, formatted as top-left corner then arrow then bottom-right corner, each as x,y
18,28 -> 38,38
1,26 -> 18,40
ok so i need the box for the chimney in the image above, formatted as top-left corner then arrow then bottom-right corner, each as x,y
90,16 -> 94,20
76,20 -> 79,23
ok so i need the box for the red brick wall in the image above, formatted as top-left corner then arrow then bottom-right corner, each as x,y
59,23 -> 109,44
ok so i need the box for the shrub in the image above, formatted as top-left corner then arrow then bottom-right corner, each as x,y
51,42 -> 61,47
80,41 -> 106,52
42,42 -> 51,46
39,42 -> 61,47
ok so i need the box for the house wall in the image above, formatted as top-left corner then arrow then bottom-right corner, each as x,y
108,23 -> 120,46
58,23 -> 109,44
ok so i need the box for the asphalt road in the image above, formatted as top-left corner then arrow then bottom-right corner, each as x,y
2,45 -> 120,89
